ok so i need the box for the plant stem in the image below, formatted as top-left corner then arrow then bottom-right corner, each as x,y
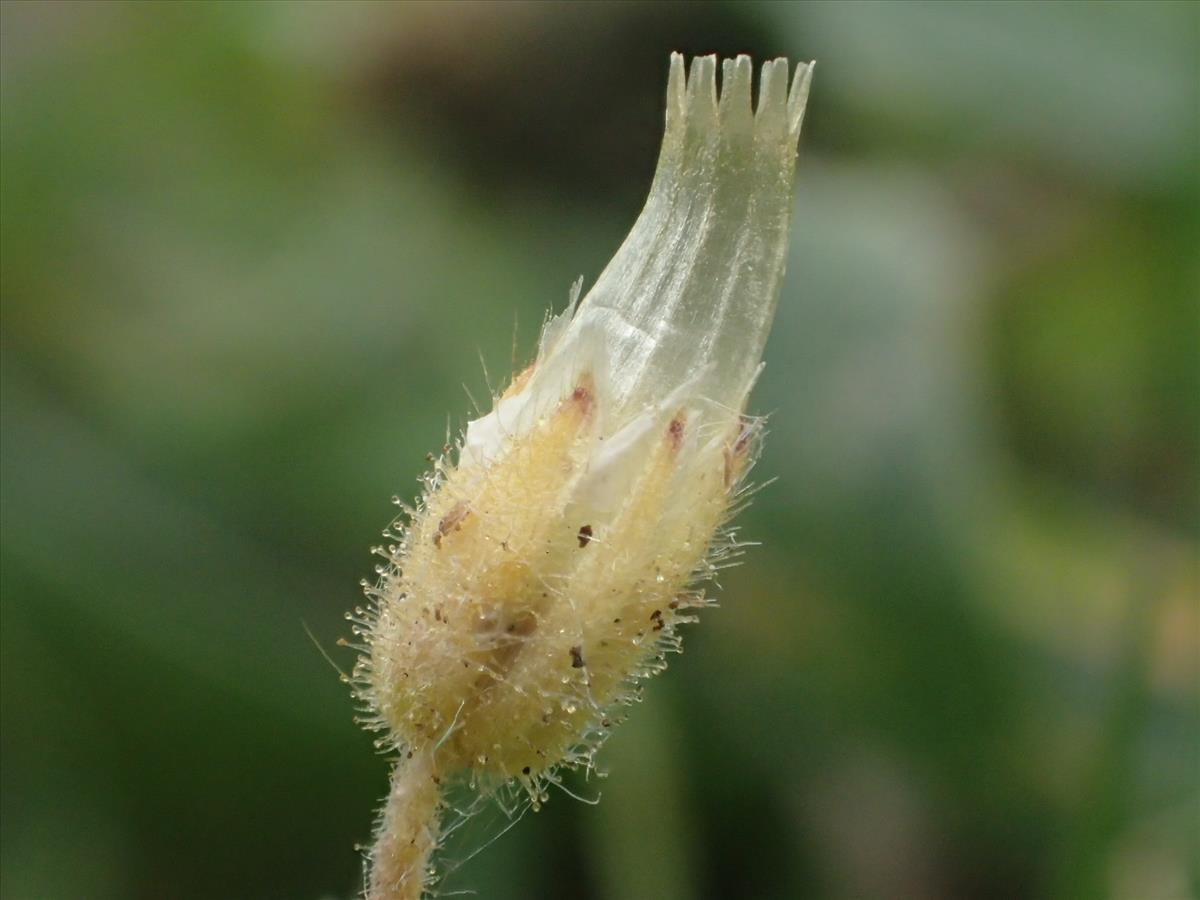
367,751 -> 442,900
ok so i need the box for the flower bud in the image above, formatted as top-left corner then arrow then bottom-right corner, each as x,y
351,52 -> 813,900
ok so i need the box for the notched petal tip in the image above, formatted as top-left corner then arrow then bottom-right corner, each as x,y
665,53 -> 687,132
668,53 -> 812,159
718,56 -> 753,130
684,54 -> 719,130
787,60 -> 816,137
756,58 -> 787,120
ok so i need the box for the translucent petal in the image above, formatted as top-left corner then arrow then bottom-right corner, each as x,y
549,53 -> 812,422
464,53 -> 812,460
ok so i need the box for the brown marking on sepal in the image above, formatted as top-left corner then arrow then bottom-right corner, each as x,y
505,609 -> 538,636
723,417 -> 757,488
433,500 -> 470,548
569,645 -> 585,668
577,524 -> 594,547
667,413 -> 686,452
570,378 -> 595,414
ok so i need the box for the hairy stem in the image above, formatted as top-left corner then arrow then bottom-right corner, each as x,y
367,752 -> 442,900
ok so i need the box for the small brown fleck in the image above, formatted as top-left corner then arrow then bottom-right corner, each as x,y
667,414 -> 685,451
734,417 -> 754,455
650,609 -> 664,631
425,452 -> 435,463
434,500 -> 470,547
571,383 -> 592,409
724,417 -> 756,487
577,524 -> 593,548
506,610 -> 537,637
522,766 -> 531,775
569,645 -> 585,668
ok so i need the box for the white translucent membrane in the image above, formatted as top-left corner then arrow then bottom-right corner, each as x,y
465,54 -> 813,467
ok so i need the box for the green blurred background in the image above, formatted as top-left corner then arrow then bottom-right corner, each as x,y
2,2 -> 1197,898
